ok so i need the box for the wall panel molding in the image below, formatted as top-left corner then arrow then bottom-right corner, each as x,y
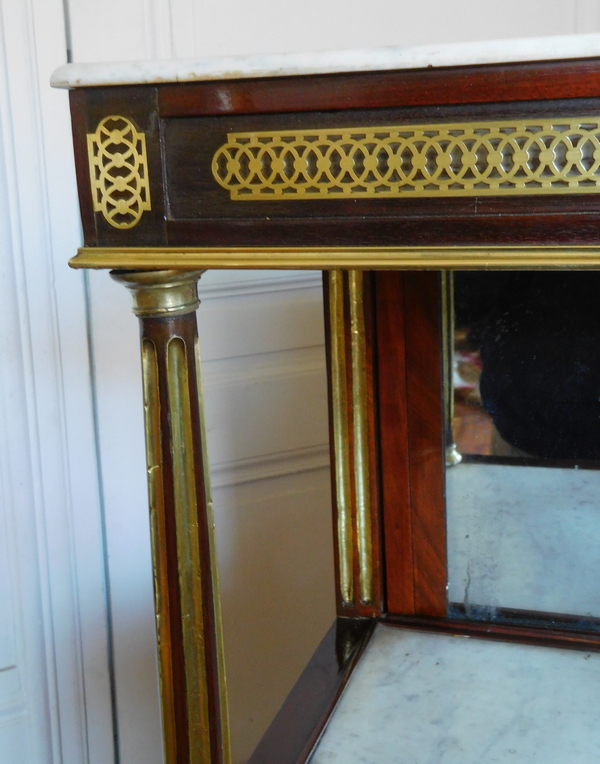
212,444 -> 330,488
199,271 -> 321,301
575,0 -> 600,31
202,346 -> 326,387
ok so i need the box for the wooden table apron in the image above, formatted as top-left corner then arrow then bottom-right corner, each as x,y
65,57 -> 600,764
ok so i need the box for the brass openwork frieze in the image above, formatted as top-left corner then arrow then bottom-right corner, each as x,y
87,116 -> 151,228
212,118 -> 600,200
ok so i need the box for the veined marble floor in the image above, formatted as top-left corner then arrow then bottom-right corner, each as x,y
310,625 -> 600,763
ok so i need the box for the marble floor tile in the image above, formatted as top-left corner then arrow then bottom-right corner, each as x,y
310,625 -> 600,763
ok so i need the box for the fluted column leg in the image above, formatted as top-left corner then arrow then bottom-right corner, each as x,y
111,269 -> 230,764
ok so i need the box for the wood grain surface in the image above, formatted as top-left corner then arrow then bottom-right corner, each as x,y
247,618 -> 375,764
158,59 -> 600,117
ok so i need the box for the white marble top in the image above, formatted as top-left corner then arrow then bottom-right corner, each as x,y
311,625 -> 600,764
51,33 -> 600,89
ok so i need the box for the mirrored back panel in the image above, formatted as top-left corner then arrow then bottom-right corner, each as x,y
446,272 -> 600,629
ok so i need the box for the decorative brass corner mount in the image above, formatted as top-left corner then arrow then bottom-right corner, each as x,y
87,115 -> 151,229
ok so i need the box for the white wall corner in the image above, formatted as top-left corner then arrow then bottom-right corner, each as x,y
0,0 -> 115,762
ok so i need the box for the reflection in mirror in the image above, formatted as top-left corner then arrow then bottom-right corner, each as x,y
446,271 -> 600,629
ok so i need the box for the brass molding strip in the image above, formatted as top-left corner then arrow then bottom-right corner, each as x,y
348,271 -> 373,605
142,339 -> 177,764
167,337 -> 211,764
194,337 -> 231,764
212,118 -> 600,200
329,271 -> 354,606
72,246 -> 600,271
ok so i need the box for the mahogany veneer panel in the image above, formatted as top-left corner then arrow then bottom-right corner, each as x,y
375,272 -> 414,614
376,272 -> 446,618
158,59 -> 600,117
403,272 -> 446,617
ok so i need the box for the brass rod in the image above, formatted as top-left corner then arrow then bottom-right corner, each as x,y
142,339 -> 177,764
348,271 -> 373,605
441,272 -> 462,467
167,337 -> 211,764
329,271 -> 354,606
72,245 -> 600,271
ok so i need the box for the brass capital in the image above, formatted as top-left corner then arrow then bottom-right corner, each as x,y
111,269 -> 205,318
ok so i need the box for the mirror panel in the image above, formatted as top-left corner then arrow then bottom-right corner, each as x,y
446,272 -> 600,627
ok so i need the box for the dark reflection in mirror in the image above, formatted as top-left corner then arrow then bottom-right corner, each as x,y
447,271 -> 600,629
453,271 -> 600,463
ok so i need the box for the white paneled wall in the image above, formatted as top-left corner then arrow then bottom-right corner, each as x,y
184,0 -> 598,58
68,0 -> 600,61
199,273 -> 334,758
0,1 -> 113,763
2,1 -> 600,764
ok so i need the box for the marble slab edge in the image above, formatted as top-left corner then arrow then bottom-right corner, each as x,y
51,33 -> 600,89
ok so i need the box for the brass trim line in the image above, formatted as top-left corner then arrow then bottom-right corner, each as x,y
329,271 -> 354,606
348,271 -> 373,605
194,337 -> 231,764
168,337 -> 211,764
142,339 -> 177,764
75,246 -> 600,271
